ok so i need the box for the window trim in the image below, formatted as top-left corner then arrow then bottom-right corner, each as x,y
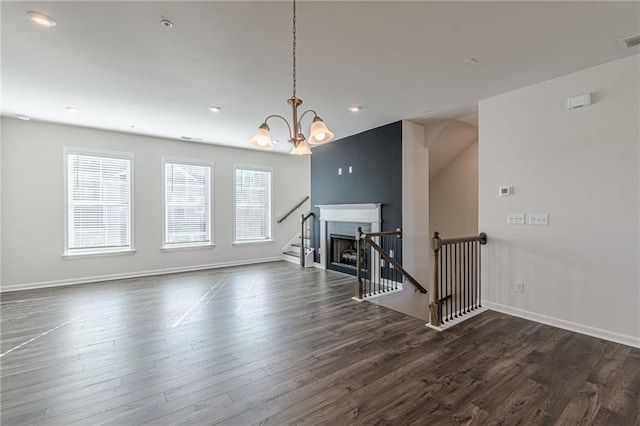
161,156 -> 214,250
63,147 -> 135,257
233,164 -> 274,244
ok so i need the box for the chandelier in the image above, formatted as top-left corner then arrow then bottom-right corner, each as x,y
249,0 -> 334,155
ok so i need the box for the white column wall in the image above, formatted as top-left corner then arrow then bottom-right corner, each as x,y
479,55 -> 640,347
370,120 -> 430,322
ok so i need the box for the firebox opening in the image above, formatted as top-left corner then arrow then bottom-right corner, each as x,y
330,234 -> 364,269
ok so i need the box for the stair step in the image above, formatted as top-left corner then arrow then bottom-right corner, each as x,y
283,250 -> 300,258
291,243 -> 301,248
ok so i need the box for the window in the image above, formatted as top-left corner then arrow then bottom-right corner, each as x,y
234,167 -> 272,243
163,159 -> 213,248
65,149 -> 133,256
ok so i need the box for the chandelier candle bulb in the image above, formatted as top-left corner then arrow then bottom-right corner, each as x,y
249,0 -> 334,155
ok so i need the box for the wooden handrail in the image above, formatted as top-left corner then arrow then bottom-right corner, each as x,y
277,196 -> 310,224
357,228 -> 428,294
437,233 -> 487,247
360,229 -> 403,238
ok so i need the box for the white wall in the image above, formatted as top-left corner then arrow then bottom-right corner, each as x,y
430,140 -> 478,238
1,118 -> 309,290
373,121 -> 430,322
479,55 -> 640,347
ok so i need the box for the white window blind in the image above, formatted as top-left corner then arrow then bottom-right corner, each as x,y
235,167 -> 272,242
164,160 -> 212,247
66,151 -> 132,255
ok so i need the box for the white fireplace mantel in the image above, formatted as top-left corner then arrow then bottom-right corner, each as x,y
316,203 -> 381,269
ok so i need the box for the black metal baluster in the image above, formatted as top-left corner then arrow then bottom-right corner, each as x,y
474,241 -> 478,309
469,241 -> 472,312
376,245 -> 380,294
453,243 -> 458,318
478,239 -> 482,307
439,240 -> 443,321
460,242 -> 464,314
443,243 -> 447,322
470,241 -> 475,310
365,244 -> 373,296
394,236 -> 398,290
445,244 -> 449,321
381,236 -> 385,293
459,243 -> 462,317
448,244 -> 452,321
463,242 -> 467,314
466,241 -> 470,314
462,242 -> 466,314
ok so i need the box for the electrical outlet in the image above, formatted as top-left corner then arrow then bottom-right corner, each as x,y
514,281 -> 525,293
529,213 -> 549,226
507,213 -> 525,225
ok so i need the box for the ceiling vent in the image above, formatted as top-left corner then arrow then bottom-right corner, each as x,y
619,33 -> 640,49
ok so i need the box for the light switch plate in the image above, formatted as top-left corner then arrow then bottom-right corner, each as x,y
515,281 -> 525,293
507,213 -> 525,225
529,213 -> 549,226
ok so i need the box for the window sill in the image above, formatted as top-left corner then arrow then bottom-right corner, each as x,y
162,243 -> 215,252
233,239 -> 274,247
63,249 -> 136,259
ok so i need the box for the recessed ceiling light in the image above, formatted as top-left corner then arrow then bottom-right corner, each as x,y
462,58 -> 478,65
66,106 -> 80,113
273,139 -> 280,145
17,114 -> 31,121
349,105 -> 362,112
181,136 -> 203,142
208,106 -> 222,113
27,11 -> 57,27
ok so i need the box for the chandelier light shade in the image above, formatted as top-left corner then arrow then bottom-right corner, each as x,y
249,123 -> 274,149
249,0 -> 334,155
309,117 -> 334,144
290,140 -> 312,155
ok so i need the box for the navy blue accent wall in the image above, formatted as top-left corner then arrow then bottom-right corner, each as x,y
310,121 -> 403,263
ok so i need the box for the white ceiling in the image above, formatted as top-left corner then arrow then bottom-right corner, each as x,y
2,1 -> 639,154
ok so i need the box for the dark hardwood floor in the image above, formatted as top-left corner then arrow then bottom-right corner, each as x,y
1,261 -> 639,425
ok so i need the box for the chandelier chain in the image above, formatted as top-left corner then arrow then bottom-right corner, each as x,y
292,0 -> 297,99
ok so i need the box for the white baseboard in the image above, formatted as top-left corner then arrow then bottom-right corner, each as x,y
0,257 -> 283,293
426,306 -> 489,332
484,301 -> 640,349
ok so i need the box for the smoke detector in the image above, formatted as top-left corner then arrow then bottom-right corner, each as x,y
161,19 -> 173,29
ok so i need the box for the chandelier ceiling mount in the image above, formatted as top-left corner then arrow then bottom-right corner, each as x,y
249,0 -> 334,155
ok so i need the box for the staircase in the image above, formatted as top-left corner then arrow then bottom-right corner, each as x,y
282,234 -> 314,267
282,211 -> 314,267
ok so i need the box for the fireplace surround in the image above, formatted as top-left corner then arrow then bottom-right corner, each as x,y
316,204 -> 381,273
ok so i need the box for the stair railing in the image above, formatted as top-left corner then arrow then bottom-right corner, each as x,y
431,232 -> 487,326
355,227 -> 428,299
277,196 -> 310,224
300,211 -> 314,267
